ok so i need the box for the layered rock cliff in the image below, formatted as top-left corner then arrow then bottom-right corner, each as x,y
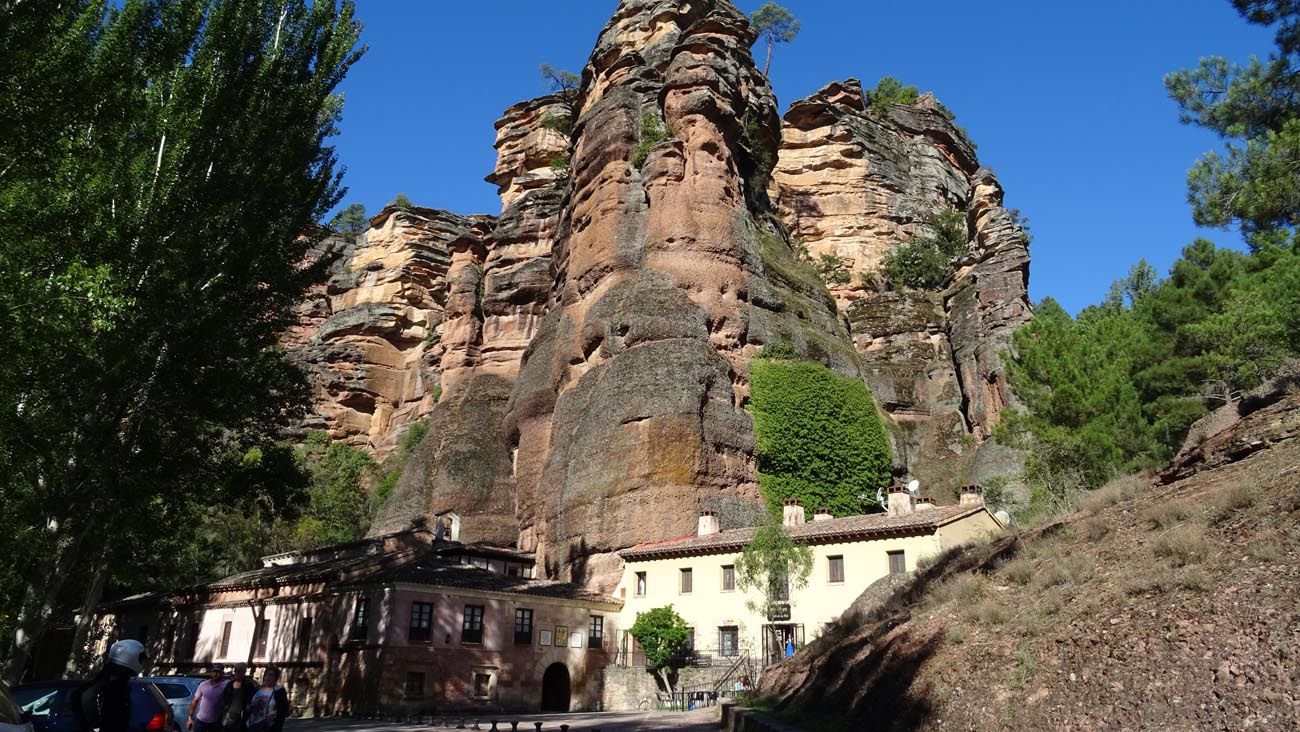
772,79 -> 1032,492
504,0 -> 857,590
288,207 -> 483,458
290,0 -> 1035,586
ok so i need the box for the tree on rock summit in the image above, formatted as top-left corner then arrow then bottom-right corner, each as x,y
750,2 -> 800,77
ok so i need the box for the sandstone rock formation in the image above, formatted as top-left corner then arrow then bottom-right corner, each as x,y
504,0 -> 858,590
294,1 -> 1036,583
289,207 -> 483,458
773,79 -> 1032,493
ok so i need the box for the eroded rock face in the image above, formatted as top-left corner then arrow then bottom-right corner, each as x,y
773,79 -> 1032,492
502,0 -> 856,590
485,94 -> 574,210
340,3 -> 1036,580
290,207 -> 482,458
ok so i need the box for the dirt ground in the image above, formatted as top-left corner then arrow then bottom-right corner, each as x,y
759,403 -> 1300,730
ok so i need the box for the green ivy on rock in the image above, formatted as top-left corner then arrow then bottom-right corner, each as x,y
749,357 -> 892,516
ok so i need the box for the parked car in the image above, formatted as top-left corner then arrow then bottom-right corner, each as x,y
134,679 -> 200,730
12,680 -> 173,732
0,681 -> 35,732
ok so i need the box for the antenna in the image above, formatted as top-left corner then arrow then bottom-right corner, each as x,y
906,479 -> 920,494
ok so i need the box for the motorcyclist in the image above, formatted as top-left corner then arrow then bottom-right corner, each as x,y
74,639 -> 147,732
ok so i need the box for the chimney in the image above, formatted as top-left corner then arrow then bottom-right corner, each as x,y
697,509 -> 720,537
959,484 -> 985,507
813,507 -> 833,522
782,498 -> 806,527
914,497 -> 936,511
887,485 -> 913,517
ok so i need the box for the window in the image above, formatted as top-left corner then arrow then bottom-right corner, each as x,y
218,621 -> 233,658
635,571 -> 647,597
514,609 -> 533,645
404,672 -> 425,699
185,622 -> 201,661
719,626 -> 739,657
888,550 -> 906,575
253,618 -> 270,659
685,628 -> 696,652
135,625 -> 149,646
680,568 -> 693,594
409,602 -> 433,643
587,616 -> 604,649
472,671 -> 493,699
462,605 -> 484,644
828,555 -> 845,584
349,597 -> 370,642
721,565 -> 735,592
296,617 -> 313,660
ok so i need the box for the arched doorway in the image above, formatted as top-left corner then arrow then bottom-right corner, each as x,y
540,663 -> 570,712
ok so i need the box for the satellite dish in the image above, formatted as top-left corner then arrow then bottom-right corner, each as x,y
906,479 -> 920,494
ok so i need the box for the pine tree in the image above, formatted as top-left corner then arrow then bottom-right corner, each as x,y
1165,0 -> 1300,248
750,2 -> 800,77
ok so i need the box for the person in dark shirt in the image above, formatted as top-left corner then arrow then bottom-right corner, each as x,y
74,640 -> 147,732
219,664 -> 255,732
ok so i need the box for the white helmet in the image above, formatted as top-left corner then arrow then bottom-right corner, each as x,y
107,639 -> 147,674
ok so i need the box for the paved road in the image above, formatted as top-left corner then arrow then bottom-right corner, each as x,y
285,710 -> 719,732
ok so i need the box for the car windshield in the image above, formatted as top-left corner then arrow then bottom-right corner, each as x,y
0,681 -> 30,725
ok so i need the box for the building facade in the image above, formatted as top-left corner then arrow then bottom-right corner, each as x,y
102,524 -> 622,715
613,488 -> 1002,667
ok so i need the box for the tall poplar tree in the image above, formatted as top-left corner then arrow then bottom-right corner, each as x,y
0,0 -> 364,680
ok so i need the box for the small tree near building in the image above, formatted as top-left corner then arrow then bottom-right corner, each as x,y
735,524 -> 813,619
628,605 -> 692,695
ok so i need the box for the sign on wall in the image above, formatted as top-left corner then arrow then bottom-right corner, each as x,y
554,626 -> 569,647
767,603 -> 792,621
539,630 -> 553,646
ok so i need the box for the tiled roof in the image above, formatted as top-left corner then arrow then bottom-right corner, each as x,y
362,561 -> 622,607
619,505 -> 987,560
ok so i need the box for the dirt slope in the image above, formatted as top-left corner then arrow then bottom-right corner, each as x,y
757,398 -> 1300,731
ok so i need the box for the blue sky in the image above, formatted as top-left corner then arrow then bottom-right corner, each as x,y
329,1 -> 1273,314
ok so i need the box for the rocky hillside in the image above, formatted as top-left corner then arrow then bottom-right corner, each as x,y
286,0 -> 1036,587
755,376 -> 1300,731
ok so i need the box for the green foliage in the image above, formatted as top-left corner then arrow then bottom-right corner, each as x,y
749,359 -> 892,515
329,202 -> 368,239
539,63 -> 580,99
0,0 -> 363,672
999,299 -> 1165,498
1165,2 -> 1300,248
813,252 -> 852,285
865,76 -> 921,116
548,155 -> 571,173
294,434 -> 375,547
735,524 -> 814,617
740,110 -> 776,197
750,2 -> 800,76
631,112 -> 671,168
628,605 -> 692,687
1002,239 -> 1300,506
391,193 -> 413,209
541,114 -> 575,136
880,209 -> 969,289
